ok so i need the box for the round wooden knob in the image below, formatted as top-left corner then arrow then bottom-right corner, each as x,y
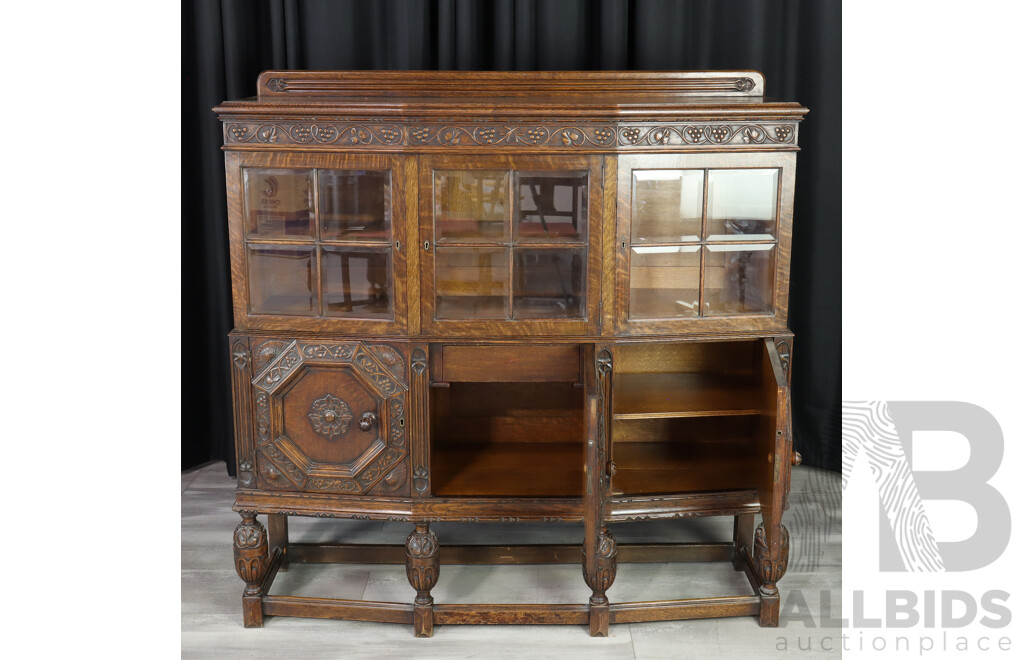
359,411 -> 378,432
792,451 -> 802,467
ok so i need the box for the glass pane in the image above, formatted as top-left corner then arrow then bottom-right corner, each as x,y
515,172 -> 588,243
628,246 -> 700,319
435,247 -> 509,319
706,169 -> 778,240
703,244 -> 774,315
319,170 -> 391,241
244,169 -> 314,239
513,248 -> 585,319
322,246 -> 393,319
434,170 -> 509,242
632,170 -> 704,243
248,245 -> 315,315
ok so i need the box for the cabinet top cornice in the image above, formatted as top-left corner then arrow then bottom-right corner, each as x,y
214,70 -> 808,122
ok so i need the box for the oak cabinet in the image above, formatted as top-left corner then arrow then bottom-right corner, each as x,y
217,70 -> 807,636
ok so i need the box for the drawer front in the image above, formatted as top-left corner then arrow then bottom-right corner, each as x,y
439,344 -> 581,383
250,339 -> 410,496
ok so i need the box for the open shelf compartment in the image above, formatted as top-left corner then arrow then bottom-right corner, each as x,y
430,345 -> 586,497
611,340 -> 780,497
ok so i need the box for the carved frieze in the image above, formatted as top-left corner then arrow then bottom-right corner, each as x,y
224,121 -> 797,149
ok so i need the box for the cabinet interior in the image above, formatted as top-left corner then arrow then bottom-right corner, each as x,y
611,341 -> 767,496
430,357 -> 585,498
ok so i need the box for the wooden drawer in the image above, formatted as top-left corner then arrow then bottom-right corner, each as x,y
438,344 -> 581,383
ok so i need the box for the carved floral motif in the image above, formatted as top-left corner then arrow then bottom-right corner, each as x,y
307,393 -> 353,439
776,340 -> 792,376
232,342 -> 249,370
238,459 -> 254,486
254,340 -> 290,371
406,525 -> 440,606
233,513 -> 268,596
752,523 -> 790,591
370,344 -> 406,382
583,528 -> 618,604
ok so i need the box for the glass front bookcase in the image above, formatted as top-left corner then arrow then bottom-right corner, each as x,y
226,153 -> 408,334
616,152 -> 795,335
419,155 -> 602,336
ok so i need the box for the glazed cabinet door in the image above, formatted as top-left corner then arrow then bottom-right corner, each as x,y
246,338 -> 411,497
225,152 -> 410,335
615,153 -> 795,335
419,155 -> 602,336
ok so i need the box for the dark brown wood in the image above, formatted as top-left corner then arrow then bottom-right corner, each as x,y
609,596 -> 761,623
255,70 -> 768,100
405,524 -> 440,637
439,344 -> 581,382
733,512 -> 755,570
286,542 -> 734,565
262,596 -> 415,624
266,514 -> 288,571
233,511 -> 269,627
434,603 -> 589,625
218,70 -> 804,637
229,336 -> 256,489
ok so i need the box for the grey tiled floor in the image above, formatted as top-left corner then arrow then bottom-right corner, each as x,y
182,462 -> 841,659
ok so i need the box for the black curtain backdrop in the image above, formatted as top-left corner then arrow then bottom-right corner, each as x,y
183,0 -> 841,474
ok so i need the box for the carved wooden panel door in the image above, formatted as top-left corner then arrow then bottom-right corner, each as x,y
251,339 -> 410,497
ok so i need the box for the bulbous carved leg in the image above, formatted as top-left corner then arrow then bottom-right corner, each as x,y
752,522 -> 790,627
406,523 -> 440,637
233,510 -> 269,627
582,527 -> 617,636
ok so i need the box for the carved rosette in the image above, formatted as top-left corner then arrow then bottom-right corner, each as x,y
307,393 -> 353,439
752,523 -> 790,594
583,528 -> 618,605
233,512 -> 269,596
406,524 -> 440,606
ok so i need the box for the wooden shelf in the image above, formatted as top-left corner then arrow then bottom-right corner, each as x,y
432,442 -> 584,497
611,440 -> 758,496
613,372 -> 761,420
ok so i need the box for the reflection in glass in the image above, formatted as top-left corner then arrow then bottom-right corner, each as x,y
706,169 -> 778,240
248,245 -> 315,315
513,248 -> 585,319
515,173 -> 588,243
321,246 -> 393,319
434,170 -> 509,242
319,170 -> 391,241
632,170 -> 704,243
628,246 -> 700,319
244,169 -> 314,238
435,247 -> 509,319
703,244 -> 774,315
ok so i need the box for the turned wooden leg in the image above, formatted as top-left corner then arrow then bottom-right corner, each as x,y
233,510 -> 269,628
732,512 -> 755,571
406,523 -> 440,637
752,520 -> 790,627
582,527 -> 617,637
267,514 -> 289,571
